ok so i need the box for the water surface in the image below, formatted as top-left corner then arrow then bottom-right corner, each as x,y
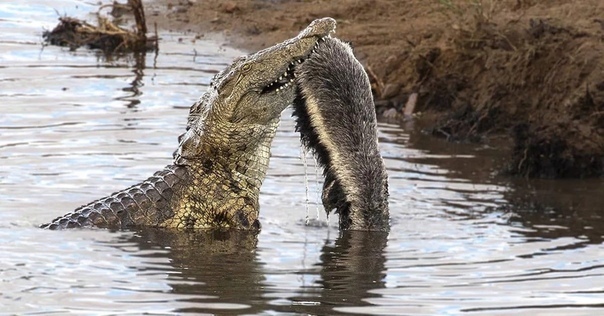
1,1 -> 604,315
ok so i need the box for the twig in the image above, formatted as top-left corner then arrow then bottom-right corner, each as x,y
366,65 -> 384,98
131,0 -> 147,39
403,92 -> 418,119
154,22 -> 159,52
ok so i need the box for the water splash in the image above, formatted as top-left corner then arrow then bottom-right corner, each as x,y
301,147 -> 328,227
313,156 -> 323,221
301,145 -> 310,225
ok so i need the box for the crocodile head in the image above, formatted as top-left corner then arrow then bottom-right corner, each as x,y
293,37 -> 390,231
166,18 -> 336,230
174,17 -> 337,166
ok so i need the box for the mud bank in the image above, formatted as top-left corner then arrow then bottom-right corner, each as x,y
147,0 -> 604,178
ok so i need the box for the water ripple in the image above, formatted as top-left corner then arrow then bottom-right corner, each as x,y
2,1 -> 604,315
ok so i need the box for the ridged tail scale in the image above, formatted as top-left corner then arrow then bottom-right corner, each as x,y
41,165 -> 188,229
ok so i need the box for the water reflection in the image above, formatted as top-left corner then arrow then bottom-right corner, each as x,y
3,1 -> 604,314
386,120 -> 604,245
316,231 -> 388,313
117,52 -> 146,108
500,177 -> 604,245
124,229 -> 263,314
117,228 -> 388,315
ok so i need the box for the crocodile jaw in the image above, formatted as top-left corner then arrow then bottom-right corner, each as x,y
174,18 -> 337,164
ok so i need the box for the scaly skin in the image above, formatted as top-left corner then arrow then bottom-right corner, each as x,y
42,18 -> 336,230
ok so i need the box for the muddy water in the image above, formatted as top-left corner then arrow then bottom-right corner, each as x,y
2,2 -> 604,315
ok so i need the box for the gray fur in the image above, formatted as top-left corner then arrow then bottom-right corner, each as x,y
294,37 -> 389,231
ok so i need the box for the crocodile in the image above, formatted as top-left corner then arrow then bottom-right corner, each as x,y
293,37 -> 390,231
41,17 -> 337,230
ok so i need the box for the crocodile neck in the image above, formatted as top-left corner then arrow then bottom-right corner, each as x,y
41,120 -> 278,230
164,121 -> 278,229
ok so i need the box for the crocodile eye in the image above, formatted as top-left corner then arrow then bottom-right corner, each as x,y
210,73 -> 220,88
242,64 -> 252,72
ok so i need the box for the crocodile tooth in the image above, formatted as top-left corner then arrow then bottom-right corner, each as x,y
283,71 -> 288,77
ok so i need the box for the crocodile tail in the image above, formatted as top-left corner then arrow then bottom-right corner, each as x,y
41,165 -> 188,230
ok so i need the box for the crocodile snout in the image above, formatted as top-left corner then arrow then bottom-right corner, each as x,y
298,17 -> 336,39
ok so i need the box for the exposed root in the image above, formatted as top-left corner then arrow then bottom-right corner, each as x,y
508,123 -> 604,178
366,65 -> 384,98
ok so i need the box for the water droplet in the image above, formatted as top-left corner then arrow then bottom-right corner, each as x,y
301,145 -> 310,225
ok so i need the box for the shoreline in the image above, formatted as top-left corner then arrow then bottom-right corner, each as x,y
146,0 -> 604,178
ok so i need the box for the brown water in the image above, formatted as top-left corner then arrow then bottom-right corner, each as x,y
2,1 -> 604,315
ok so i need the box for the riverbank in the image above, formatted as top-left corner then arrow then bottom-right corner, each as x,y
146,0 -> 604,178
